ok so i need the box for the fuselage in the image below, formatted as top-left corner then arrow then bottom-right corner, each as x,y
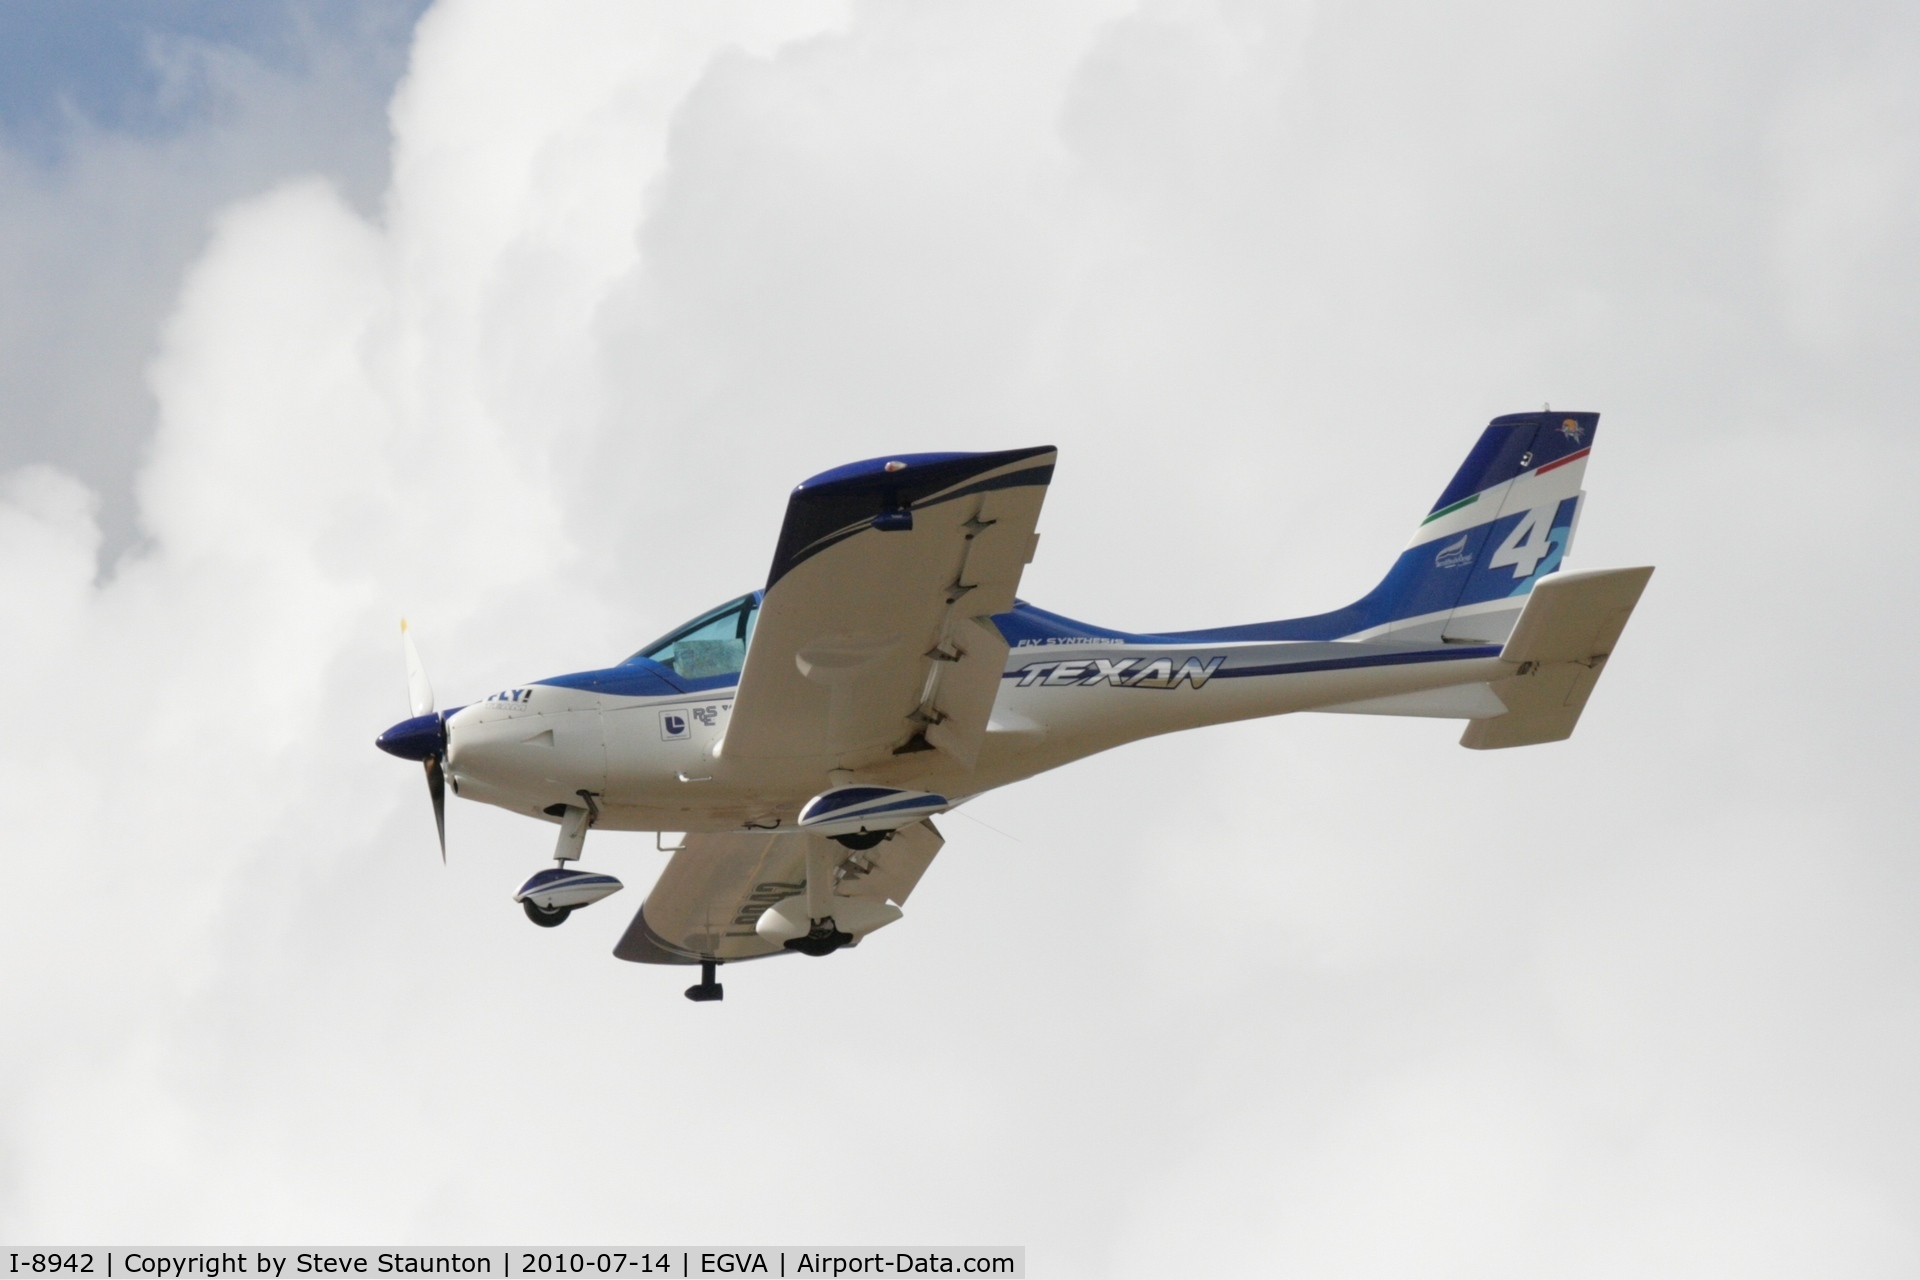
444,597 -> 1506,834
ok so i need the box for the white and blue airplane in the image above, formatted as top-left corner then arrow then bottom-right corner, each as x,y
377,410 -> 1650,1000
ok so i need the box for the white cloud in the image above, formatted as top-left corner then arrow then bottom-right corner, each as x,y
2,0 -> 1916,1270
0,12 -> 420,559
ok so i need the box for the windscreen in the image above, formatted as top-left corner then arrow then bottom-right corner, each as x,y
626,593 -> 759,679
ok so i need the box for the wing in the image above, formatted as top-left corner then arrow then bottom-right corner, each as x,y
613,822 -> 945,964
723,447 -> 1055,771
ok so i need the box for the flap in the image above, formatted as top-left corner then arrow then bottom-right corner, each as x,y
722,448 -> 1054,770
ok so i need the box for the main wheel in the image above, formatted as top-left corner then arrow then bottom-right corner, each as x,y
783,925 -> 854,956
832,829 -> 887,851
523,899 -> 573,928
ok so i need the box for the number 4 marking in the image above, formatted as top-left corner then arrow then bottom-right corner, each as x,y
1488,506 -> 1552,578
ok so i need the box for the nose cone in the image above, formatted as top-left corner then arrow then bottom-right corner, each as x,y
376,712 -> 446,761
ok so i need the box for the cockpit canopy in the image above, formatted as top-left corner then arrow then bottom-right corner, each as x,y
624,592 -> 760,680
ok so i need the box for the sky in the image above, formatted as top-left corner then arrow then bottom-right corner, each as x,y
1,0 -> 1916,1273
0,0 -> 428,556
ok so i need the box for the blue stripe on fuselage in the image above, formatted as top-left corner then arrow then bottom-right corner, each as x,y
1207,644 -> 1501,679
535,659 -> 744,698
999,642 -> 1502,680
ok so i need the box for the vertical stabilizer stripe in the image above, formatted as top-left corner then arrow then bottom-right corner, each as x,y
1421,494 -> 1480,525
1535,447 -> 1590,477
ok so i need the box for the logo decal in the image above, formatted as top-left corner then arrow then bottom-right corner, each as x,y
1435,535 -> 1473,569
1014,655 -> 1225,690
659,709 -> 690,741
1559,417 -> 1584,443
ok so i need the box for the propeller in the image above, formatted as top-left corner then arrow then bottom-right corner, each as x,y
374,619 -> 449,861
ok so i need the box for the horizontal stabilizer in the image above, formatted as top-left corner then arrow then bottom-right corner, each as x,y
1461,566 -> 1653,750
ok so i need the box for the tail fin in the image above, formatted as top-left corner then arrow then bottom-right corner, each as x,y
986,409 -> 1600,652
1341,410 -> 1596,644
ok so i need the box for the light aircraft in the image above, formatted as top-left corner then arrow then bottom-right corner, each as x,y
376,410 -> 1650,1001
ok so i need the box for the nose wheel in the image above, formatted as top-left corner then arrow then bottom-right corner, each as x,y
511,795 -> 623,928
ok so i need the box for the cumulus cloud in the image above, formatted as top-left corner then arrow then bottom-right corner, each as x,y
1,0 -> 1916,1271
0,2 -> 423,558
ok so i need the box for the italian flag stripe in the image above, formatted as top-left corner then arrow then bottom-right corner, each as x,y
1422,493 -> 1478,525
1421,447 -> 1592,526
1535,447 -> 1590,476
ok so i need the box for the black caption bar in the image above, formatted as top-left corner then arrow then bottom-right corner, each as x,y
4,1250 -> 1023,1280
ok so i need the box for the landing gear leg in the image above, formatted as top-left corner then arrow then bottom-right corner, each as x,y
685,960 -> 724,1002
783,842 -> 854,957
517,795 -> 604,928
553,795 -> 595,864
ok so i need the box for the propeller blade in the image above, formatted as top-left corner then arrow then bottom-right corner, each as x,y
402,619 -> 435,718
397,619 -> 445,862
425,753 -> 447,862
